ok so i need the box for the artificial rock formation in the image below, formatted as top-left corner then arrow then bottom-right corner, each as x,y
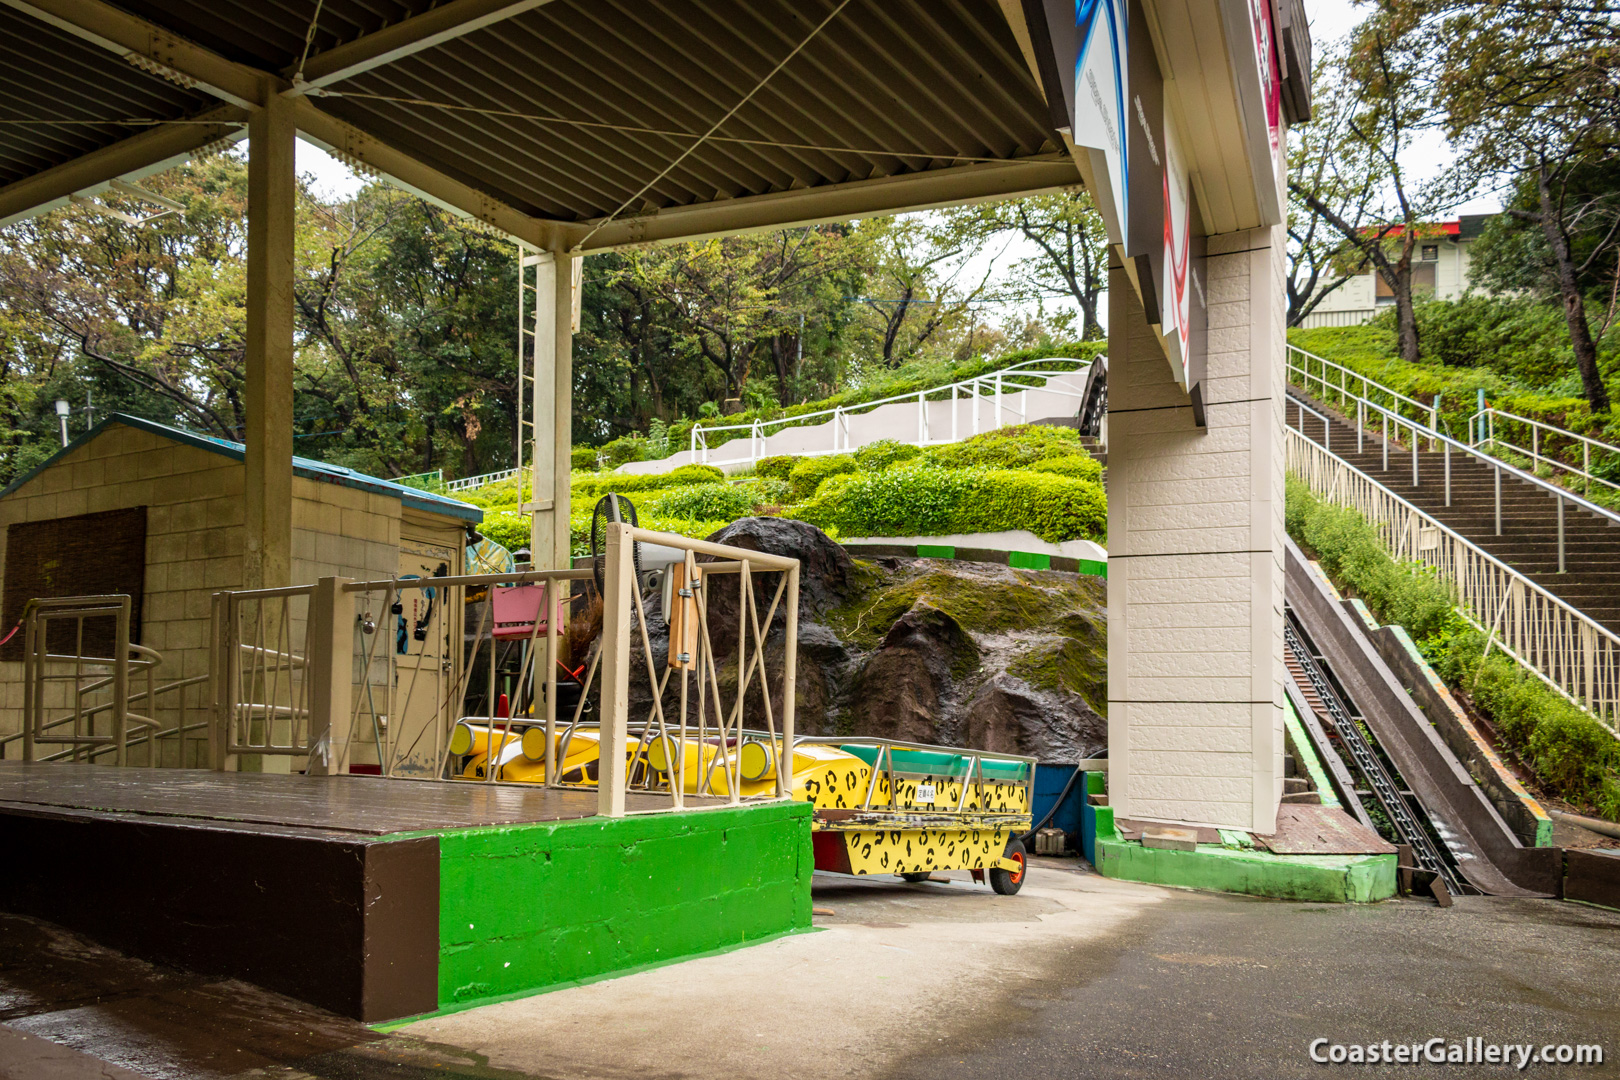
660,518 -> 1108,763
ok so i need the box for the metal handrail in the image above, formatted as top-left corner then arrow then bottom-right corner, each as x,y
687,356 -> 1097,464
1292,389 -> 1620,575
1469,405 -> 1620,498
1288,344 -> 1447,437
1289,342 -> 1620,499
1287,427 -> 1620,729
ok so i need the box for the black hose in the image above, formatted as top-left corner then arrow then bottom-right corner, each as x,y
1019,763 -> 1088,844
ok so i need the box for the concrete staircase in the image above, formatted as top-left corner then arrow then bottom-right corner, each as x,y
1287,390 -> 1620,633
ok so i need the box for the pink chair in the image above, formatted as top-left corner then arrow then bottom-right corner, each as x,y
491,584 -> 565,640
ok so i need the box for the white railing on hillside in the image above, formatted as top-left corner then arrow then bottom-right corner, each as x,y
1470,406 -> 1620,500
445,468 -> 520,493
689,357 -> 1100,466
1287,426 -> 1620,731
1288,343 -> 1620,499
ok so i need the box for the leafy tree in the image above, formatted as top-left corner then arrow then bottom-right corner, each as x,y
940,190 -> 1109,340
1289,12 -> 1468,362
1413,0 -> 1620,412
1286,43 -> 1378,326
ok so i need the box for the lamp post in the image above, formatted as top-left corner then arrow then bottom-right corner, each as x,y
54,399 -> 70,447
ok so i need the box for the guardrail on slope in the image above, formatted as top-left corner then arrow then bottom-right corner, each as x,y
1286,425 -> 1620,732
1288,343 -> 1620,501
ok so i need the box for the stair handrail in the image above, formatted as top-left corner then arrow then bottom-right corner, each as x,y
1331,391 -> 1620,529
1290,388 -> 1620,577
688,355 -> 1098,463
1286,427 -> 1620,730
1289,342 -> 1620,500
1470,405 -> 1620,499
1288,344 -> 1451,443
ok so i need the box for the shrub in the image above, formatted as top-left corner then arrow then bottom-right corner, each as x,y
921,423 -> 1083,470
640,482 -> 757,521
792,464 -> 1105,543
788,454 -> 858,501
571,463 -> 724,500
479,509 -> 529,551
1025,455 -> 1104,483
571,446 -> 599,471
853,439 -> 921,472
597,434 -> 649,468
756,455 -> 800,481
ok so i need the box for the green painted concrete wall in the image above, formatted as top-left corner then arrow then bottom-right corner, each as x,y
435,801 -> 813,1010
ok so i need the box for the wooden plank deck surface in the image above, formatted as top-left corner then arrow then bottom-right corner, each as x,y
0,762 -> 711,836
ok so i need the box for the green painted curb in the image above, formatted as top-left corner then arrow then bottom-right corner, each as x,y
917,544 -> 955,559
1009,550 -> 1051,570
1095,839 -> 1397,903
1076,558 -> 1107,578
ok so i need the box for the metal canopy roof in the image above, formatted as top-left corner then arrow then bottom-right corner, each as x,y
0,0 -> 1081,249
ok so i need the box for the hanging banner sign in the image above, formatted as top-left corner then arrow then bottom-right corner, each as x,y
1160,116 -> 1205,393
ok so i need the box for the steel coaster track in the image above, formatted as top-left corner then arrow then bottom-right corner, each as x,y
1283,611 -> 1466,895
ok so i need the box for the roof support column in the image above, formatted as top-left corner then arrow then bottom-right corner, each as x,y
1102,227 -> 1287,835
527,252 -> 575,572
244,89 -> 296,590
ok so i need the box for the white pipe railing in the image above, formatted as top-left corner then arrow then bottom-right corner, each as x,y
1471,405 -> 1620,500
445,467 -> 521,492
1287,427 -> 1620,730
209,528 -> 802,817
1288,343 -> 1620,500
688,356 -> 1098,466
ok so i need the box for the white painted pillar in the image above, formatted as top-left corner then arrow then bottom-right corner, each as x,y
243,88 -> 295,591
528,252 -> 575,571
598,521 -> 633,817
1104,228 -> 1287,834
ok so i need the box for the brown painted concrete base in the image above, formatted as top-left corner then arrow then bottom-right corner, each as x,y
1565,848 -> 1620,910
0,804 -> 439,1022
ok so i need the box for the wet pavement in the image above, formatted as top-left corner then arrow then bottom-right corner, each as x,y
4,860 -> 1619,1079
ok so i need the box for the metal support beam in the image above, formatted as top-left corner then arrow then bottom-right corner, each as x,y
287,0 -> 557,92
571,157 -> 1082,252
0,107 -> 245,228
290,98 -> 569,251
0,0 -> 267,107
244,88 -> 296,591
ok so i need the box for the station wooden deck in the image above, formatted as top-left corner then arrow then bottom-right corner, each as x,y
0,762 -> 712,1022
0,761 -> 696,835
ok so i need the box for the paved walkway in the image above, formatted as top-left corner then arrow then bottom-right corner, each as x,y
3,862 -> 1618,1079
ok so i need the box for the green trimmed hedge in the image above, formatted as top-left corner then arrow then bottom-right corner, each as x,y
640,482 -> 758,521
921,423 -> 1084,470
788,454 -> 857,502
793,464 -> 1105,544
1024,454 -> 1103,482
1286,475 -> 1620,818
853,439 -> 921,472
571,463 -> 723,499
755,455 -> 798,481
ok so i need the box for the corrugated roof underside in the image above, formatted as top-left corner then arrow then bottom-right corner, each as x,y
314,0 -> 1056,221
0,7 -> 217,187
112,0 -> 441,70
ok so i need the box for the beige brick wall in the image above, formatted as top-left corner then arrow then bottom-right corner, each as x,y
0,422 -> 472,771
1105,225 -> 1288,833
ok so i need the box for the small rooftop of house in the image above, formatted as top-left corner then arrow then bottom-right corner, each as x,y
1,413 -> 483,523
